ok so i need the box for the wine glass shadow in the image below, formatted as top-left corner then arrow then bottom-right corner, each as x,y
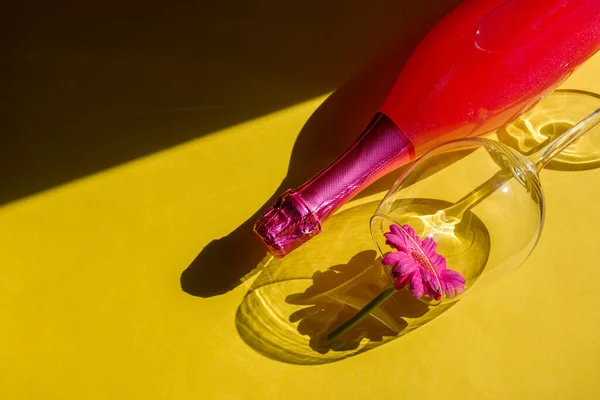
179,1 -> 465,298
235,200 -> 458,365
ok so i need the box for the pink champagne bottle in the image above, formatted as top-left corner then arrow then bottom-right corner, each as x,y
255,0 -> 600,258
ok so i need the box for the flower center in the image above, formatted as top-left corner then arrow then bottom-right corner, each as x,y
410,250 -> 436,275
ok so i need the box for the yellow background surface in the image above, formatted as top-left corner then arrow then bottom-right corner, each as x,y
3,2 -> 600,399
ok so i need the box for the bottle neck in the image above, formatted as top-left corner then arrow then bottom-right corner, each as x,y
254,113 -> 415,257
299,112 -> 415,219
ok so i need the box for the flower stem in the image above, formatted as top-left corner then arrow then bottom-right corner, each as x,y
327,285 -> 396,344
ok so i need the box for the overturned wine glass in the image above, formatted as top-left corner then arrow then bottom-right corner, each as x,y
327,105 -> 600,343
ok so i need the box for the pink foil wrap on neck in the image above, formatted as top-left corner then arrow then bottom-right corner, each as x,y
254,113 -> 415,258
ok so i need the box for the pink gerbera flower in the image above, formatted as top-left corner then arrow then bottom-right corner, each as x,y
382,224 -> 465,301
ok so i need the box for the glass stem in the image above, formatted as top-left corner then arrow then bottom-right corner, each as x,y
443,108 -> 600,222
529,108 -> 600,170
444,107 -> 600,223
327,285 -> 396,344
443,170 -> 512,220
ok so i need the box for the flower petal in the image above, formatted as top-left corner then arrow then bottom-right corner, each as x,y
389,224 -> 403,236
385,232 -> 407,252
422,270 -> 442,299
441,269 -> 466,287
392,259 -> 418,278
429,253 -> 447,272
409,270 -> 425,299
382,251 -> 406,265
440,269 -> 466,297
421,237 -> 438,254
401,224 -> 415,237
394,271 -> 412,290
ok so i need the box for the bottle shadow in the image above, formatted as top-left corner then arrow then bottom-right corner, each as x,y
178,0 -> 464,297
180,55 -> 406,297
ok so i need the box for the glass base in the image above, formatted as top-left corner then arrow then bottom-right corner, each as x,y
497,89 -> 600,171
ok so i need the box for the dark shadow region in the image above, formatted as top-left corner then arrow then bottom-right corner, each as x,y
1,0 -> 459,204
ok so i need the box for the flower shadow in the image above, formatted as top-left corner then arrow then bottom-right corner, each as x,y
235,200 -> 458,365
285,250 -> 432,354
